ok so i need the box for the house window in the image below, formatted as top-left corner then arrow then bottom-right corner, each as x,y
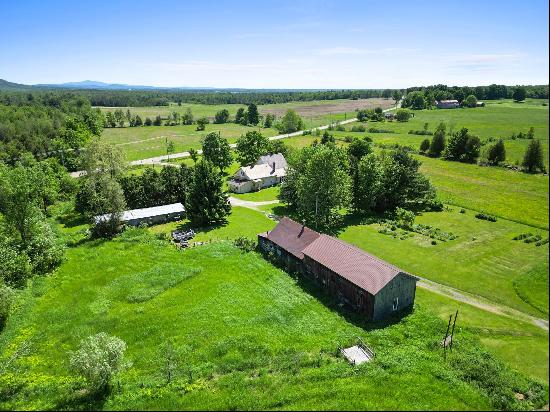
392,297 -> 399,311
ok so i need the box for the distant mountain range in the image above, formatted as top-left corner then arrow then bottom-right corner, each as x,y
0,78 -> 337,92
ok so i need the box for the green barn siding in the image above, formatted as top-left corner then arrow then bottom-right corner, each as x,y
373,274 -> 417,321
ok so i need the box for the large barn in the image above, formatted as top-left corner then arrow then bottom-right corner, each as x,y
258,217 -> 418,321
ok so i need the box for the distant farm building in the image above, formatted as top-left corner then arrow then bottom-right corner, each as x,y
435,100 -> 460,109
94,203 -> 185,227
476,101 -> 485,107
258,218 -> 418,321
229,153 -> 287,194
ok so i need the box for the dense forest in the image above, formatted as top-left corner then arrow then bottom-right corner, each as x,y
0,92 -> 103,169
405,84 -> 548,102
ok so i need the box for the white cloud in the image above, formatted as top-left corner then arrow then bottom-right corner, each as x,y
316,47 -> 420,56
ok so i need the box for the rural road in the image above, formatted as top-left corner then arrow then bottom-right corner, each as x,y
128,117 -> 361,167
70,104 -> 400,177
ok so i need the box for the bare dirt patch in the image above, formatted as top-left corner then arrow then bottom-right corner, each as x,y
259,98 -> 395,118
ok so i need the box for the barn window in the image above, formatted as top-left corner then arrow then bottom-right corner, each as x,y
392,297 -> 399,311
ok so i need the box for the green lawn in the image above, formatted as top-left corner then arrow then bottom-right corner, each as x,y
332,98 -> 549,169
338,205 -> 549,318
1,227 -> 545,410
230,186 -> 280,202
416,288 -> 549,384
101,123 -> 278,162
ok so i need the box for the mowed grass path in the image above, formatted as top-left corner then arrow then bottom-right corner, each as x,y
1,228 -> 544,410
101,123 -> 278,161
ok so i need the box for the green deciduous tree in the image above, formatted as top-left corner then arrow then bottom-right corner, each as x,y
395,109 -> 412,122
275,109 -> 304,134
201,132 -> 232,171
513,86 -> 527,102
185,160 -> 231,226
195,117 -> 209,131
392,90 -> 402,106
463,95 -> 478,108
235,107 -> 247,125
235,131 -> 269,166
443,127 -> 480,163
181,108 -> 194,125
280,145 -> 351,229
354,149 -> 439,213
263,113 -> 275,128
69,333 -> 127,393
214,109 -> 230,124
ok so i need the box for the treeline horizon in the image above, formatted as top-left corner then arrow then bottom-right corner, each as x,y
0,80 -> 548,107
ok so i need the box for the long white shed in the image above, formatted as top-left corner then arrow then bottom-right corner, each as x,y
94,202 -> 185,226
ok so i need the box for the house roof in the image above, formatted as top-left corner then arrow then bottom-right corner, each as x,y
257,153 -> 288,169
260,217 -> 321,259
302,234 -> 412,295
237,163 -> 286,181
94,202 -> 185,224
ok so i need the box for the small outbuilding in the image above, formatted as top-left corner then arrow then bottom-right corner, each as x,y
94,202 -> 185,227
258,217 -> 418,321
435,100 -> 460,109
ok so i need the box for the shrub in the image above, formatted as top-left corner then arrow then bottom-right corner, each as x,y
335,124 -> 345,132
475,212 -> 497,222
344,135 -> 354,143
395,109 -> 412,122
0,283 -> 14,330
395,207 -> 415,230
419,139 -> 430,153
234,236 -> 256,252
351,124 -> 366,132
69,333 -> 127,393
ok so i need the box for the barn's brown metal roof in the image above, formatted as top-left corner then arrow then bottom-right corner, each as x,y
260,217 -> 321,259
302,234 -> 412,295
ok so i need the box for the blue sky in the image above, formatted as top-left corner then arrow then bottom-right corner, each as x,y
1,0 -> 548,88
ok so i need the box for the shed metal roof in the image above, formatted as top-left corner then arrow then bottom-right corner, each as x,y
260,217 -> 320,259
95,202 -> 185,224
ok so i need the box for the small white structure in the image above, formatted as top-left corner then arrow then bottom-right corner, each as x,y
436,100 -> 460,109
228,153 -> 287,194
341,345 -> 374,365
94,203 -> 185,227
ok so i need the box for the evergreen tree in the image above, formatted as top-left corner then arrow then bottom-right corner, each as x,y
214,109 -> 230,124
246,103 -> 259,125
185,160 -> 231,226
428,122 -> 446,157
486,139 -> 506,165
522,139 -> 545,173
153,115 -> 162,126
419,139 -> 430,153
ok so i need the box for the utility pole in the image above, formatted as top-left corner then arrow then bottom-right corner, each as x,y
449,310 -> 458,352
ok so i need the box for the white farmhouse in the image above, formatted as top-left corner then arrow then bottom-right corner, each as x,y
228,153 -> 287,194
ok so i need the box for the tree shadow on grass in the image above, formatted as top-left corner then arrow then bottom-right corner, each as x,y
56,211 -> 88,229
173,219 -> 229,240
55,387 -> 110,411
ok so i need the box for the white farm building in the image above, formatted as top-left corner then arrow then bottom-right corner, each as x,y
94,203 -> 185,227
228,153 -> 287,194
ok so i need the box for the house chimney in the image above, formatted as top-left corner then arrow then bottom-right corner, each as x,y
271,161 -> 276,174
298,220 -> 305,237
